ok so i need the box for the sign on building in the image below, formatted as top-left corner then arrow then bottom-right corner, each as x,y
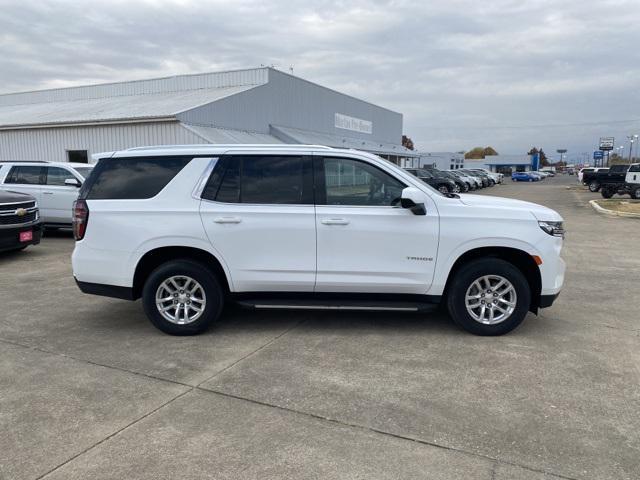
599,137 -> 615,151
335,113 -> 373,134
593,151 -> 604,160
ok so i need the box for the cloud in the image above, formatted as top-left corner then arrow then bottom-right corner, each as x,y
0,0 -> 639,159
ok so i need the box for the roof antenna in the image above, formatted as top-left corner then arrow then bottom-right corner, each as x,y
289,65 -> 294,74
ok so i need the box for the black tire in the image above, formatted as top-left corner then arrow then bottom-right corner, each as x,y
601,187 -> 614,199
464,182 -> 471,192
437,184 -> 450,194
142,259 -> 224,335
588,181 -> 600,192
631,188 -> 640,199
446,258 -> 531,336
488,179 -> 495,186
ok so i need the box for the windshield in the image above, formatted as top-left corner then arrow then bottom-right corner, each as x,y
73,166 -> 94,179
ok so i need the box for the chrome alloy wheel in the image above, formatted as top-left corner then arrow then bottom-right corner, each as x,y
465,275 -> 517,325
438,185 -> 450,194
155,275 -> 207,325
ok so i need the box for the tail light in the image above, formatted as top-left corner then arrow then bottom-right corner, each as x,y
72,199 -> 89,240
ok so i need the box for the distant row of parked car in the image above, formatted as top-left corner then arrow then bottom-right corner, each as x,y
404,167 -> 503,194
511,170 -> 555,182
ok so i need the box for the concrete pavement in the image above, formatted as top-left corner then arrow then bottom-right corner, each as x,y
1,175 -> 638,479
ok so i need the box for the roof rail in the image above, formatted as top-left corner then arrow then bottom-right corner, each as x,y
126,144 -> 335,151
0,160 -> 49,163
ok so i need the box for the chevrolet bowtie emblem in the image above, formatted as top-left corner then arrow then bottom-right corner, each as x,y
15,208 -> 27,217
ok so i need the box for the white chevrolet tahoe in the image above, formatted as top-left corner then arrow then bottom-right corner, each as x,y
0,161 -> 94,228
72,145 -> 565,336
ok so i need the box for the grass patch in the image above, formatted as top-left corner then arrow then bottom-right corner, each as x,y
595,199 -> 640,214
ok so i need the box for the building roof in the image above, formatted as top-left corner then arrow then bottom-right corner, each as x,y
0,85 -> 257,129
270,125 -> 418,157
182,124 -> 282,144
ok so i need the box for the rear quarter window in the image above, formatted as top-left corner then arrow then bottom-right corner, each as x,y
81,157 -> 192,200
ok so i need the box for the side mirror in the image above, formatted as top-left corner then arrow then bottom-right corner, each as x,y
65,178 -> 81,188
400,187 -> 427,216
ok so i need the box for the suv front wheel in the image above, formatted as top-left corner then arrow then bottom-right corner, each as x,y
142,259 -> 224,335
446,258 -> 531,335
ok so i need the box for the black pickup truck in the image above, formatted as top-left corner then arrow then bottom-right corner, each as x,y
581,168 -> 608,191
601,163 -> 640,199
590,165 -> 629,193
0,190 -> 42,253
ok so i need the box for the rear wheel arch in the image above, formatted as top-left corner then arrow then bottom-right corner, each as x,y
133,246 -> 231,300
443,247 -> 542,313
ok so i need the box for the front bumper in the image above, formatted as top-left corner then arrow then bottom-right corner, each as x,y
0,221 -> 42,252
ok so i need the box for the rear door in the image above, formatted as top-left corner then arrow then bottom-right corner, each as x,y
1,165 -> 44,207
42,166 -> 82,224
314,155 -> 439,294
199,154 -> 316,292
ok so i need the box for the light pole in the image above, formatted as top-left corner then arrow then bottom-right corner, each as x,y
627,135 -> 636,163
634,134 -> 639,161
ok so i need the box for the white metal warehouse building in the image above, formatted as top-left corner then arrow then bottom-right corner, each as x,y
0,67 -> 416,164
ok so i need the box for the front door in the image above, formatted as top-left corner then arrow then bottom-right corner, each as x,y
314,156 -> 439,294
199,154 -> 316,292
42,166 -> 82,224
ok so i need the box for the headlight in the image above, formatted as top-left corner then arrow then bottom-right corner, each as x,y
539,221 -> 565,238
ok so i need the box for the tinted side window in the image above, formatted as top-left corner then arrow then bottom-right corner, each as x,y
46,167 -> 76,186
5,166 -> 43,185
215,158 -> 240,203
322,158 -> 405,206
629,164 -> 640,172
83,157 -> 192,200
204,156 -> 309,204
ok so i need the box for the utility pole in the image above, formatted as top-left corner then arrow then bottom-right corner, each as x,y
628,135 -> 635,163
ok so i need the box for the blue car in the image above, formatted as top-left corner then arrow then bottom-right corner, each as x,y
511,171 -> 539,182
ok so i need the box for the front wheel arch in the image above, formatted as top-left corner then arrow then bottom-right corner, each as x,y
442,247 -> 541,313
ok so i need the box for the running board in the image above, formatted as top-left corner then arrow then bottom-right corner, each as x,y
234,298 -> 439,313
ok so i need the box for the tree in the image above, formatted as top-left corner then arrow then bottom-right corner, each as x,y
402,135 -> 414,150
465,146 -> 498,159
539,149 -> 548,166
482,146 -> 498,157
528,147 -> 549,167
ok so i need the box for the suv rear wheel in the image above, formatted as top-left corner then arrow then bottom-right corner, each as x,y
142,259 -> 224,335
588,180 -> 600,192
446,258 -> 531,335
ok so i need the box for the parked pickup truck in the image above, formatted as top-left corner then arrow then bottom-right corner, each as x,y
600,164 -> 640,199
581,168 -> 609,192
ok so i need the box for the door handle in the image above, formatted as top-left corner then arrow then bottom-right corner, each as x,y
42,192 -> 53,195
321,218 -> 350,225
214,217 -> 242,224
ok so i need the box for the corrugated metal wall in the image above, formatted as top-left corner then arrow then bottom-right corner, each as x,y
177,69 -> 403,144
0,122 -> 207,162
0,68 -> 268,107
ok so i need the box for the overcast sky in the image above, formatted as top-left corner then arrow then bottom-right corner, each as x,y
1,0 -> 639,161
